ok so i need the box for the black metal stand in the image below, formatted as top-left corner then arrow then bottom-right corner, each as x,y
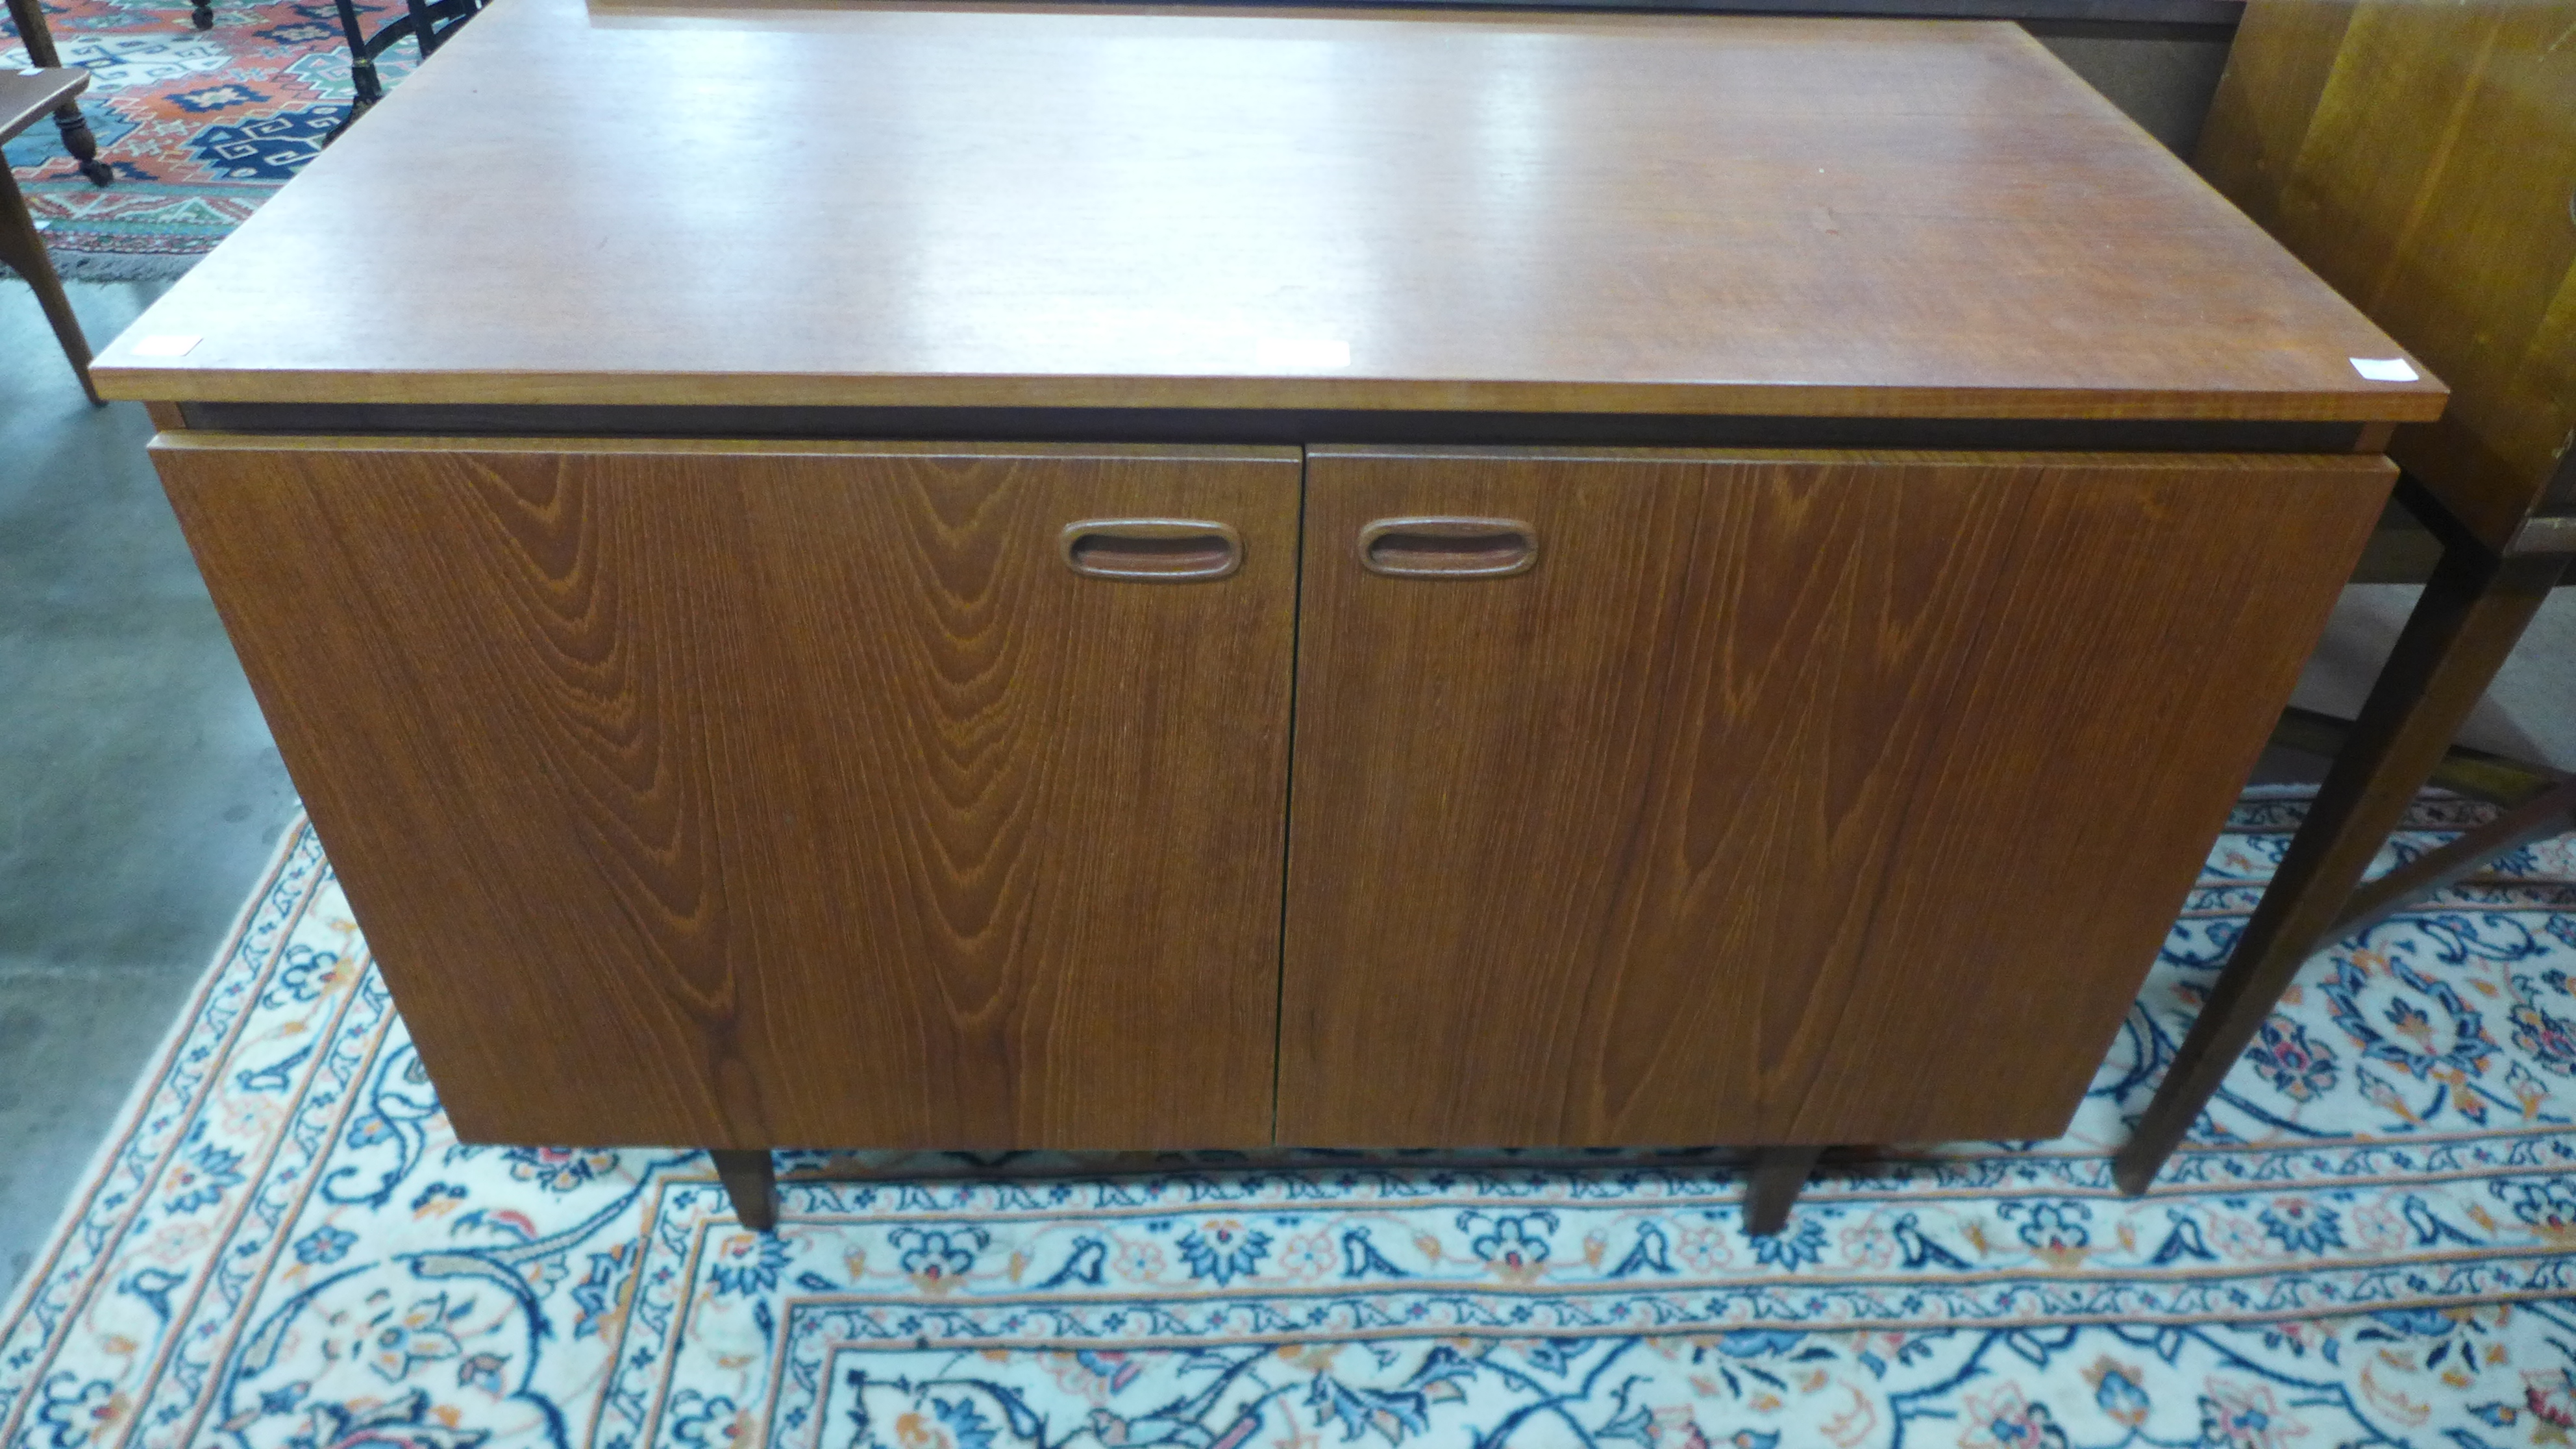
324,0 -> 482,142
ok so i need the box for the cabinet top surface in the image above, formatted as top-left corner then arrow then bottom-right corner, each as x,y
93,0 -> 2441,421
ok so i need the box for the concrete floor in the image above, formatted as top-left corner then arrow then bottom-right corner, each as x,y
0,275 -> 2571,1300
0,280 -> 300,1297
2290,586 -> 2575,771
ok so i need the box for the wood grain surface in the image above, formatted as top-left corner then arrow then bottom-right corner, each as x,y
93,0 -> 2434,423
2194,0 -> 2574,545
0,68 -> 88,139
155,435 -> 1300,1149
1278,447 -> 2393,1146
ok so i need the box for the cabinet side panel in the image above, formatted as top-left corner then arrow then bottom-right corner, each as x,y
155,438 -> 1300,1149
1281,449 -> 2392,1146
1791,455 -> 2396,1138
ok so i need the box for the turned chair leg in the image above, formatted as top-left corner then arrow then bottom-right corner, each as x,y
49,100 -> 112,186
2112,541 -> 2567,1195
6,0 -> 114,184
1744,1146 -> 1824,1236
712,1148 -> 779,1232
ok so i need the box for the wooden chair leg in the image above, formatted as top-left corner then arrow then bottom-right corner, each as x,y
711,1148 -> 779,1232
2325,776 -> 2576,940
48,99 -> 112,186
6,0 -> 114,184
2112,543 -> 2568,1195
0,167 -> 102,405
1744,1146 -> 1823,1236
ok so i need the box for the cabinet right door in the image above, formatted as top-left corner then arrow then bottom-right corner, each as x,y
1279,446 -> 2393,1147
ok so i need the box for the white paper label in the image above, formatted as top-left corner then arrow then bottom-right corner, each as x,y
2350,356 -> 2419,382
130,334 -> 202,358
1255,338 -> 1351,370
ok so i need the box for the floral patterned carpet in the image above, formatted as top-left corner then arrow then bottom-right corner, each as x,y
4,789 -> 2576,1449
2,0 -> 414,280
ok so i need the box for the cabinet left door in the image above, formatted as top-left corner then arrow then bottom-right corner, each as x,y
153,436 -> 1302,1150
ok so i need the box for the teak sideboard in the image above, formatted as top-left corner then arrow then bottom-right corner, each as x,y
94,0 -> 2444,1230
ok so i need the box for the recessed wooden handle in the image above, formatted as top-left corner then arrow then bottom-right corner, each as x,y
1060,519 -> 1243,581
1358,517 -> 1538,578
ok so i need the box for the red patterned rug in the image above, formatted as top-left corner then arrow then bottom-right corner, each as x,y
3,0 -> 415,280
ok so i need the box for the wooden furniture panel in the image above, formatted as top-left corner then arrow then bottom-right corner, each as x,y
152,435 -> 1300,1150
2195,0 -> 2575,546
89,0 -> 2438,425
1279,447 -> 2394,1146
2112,0 -> 2574,1193
100,3 -> 2453,1229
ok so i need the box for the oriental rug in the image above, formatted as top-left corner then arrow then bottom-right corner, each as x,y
2,0 -> 414,281
5,790 -> 2576,1449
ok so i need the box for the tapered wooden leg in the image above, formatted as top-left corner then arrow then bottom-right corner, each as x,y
1744,1146 -> 1824,1236
0,168 -> 101,405
2327,776 -> 2576,940
5,0 -> 57,64
2112,543 -> 2568,1195
711,1148 -> 778,1232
